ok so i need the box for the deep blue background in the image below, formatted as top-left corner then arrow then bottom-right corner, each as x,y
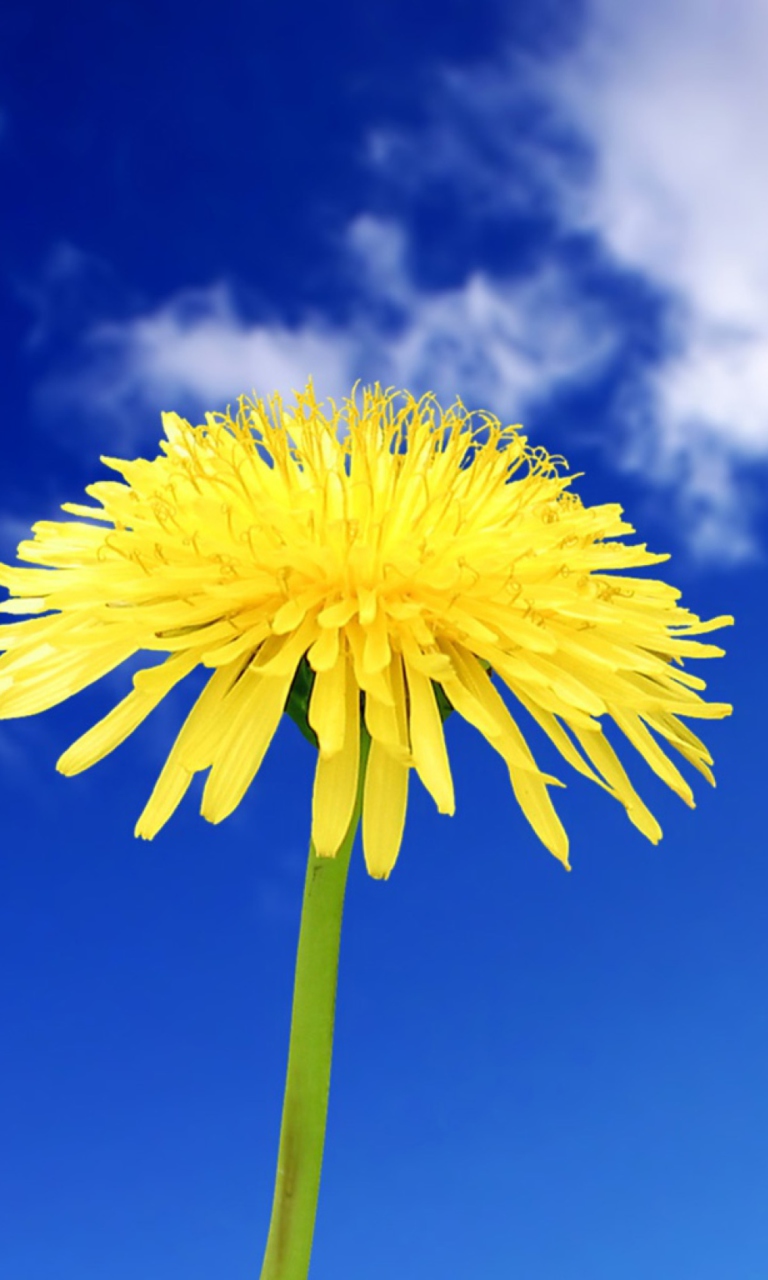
1,2 -> 765,1278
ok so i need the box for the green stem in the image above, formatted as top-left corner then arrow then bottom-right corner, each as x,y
259,731 -> 370,1280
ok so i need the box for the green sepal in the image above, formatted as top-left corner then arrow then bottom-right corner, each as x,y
286,656 -> 319,748
432,679 -> 455,723
432,660 -> 492,722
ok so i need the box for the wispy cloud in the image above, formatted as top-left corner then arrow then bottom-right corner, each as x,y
36,216 -> 613,448
28,0 -> 768,560
369,0 -> 768,557
550,0 -> 768,556
344,214 -> 614,413
40,281 -> 354,449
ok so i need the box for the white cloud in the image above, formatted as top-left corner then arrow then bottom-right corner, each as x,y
542,0 -> 768,559
92,284 -> 353,409
35,282 -> 355,452
344,214 -> 614,414
550,0 -> 768,459
366,0 -> 768,558
33,0 -> 768,559
42,217 -> 613,447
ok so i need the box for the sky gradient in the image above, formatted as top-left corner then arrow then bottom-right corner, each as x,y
1,2 -> 766,1278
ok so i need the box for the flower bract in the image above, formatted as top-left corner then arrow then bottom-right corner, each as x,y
0,385 -> 732,876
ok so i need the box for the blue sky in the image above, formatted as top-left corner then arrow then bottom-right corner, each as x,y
1,2 -> 766,1278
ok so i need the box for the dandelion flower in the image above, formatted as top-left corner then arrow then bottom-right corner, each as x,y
1,382 -> 734,1280
0,384 -> 732,876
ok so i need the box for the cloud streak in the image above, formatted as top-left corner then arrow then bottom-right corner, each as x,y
552,0 -> 768,475
38,216 -> 614,448
366,0 -> 768,557
30,0 -> 768,560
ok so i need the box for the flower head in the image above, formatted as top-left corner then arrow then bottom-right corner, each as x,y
0,385 -> 731,876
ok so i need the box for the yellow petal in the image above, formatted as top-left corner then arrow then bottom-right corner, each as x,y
440,642 -> 561,782
201,620 -> 270,668
317,598 -> 358,628
177,655 -> 253,770
361,604 -> 391,673
404,657 -> 455,814
572,724 -> 663,843
345,618 -> 394,704
609,705 -> 694,806
57,650 -> 199,775
0,637 -> 137,719
135,663 -> 246,838
649,711 -> 715,784
201,664 -> 295,824
513,692 -> 607,791
134,754 -> 194,840
0,596 -> 48,615
307,625 -> 340,672
309,646 -> 349,758
311,671 -> 361,857
363,652 -> 410,760
253,616 -> 319,675
362,737 -> 409,879
507,763 -> 570,868
516,651 -> 607,716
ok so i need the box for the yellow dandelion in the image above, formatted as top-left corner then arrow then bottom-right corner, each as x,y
1,381 -> 734,1280
0,384 -> 732,877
